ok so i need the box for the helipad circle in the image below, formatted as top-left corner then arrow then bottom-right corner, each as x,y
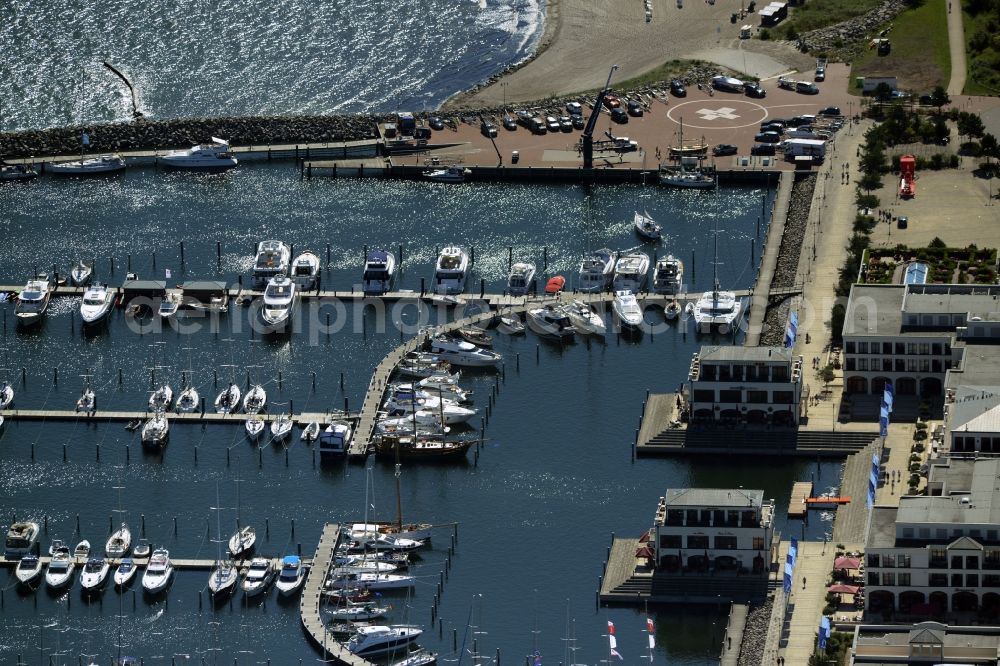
665,99 -> 769,130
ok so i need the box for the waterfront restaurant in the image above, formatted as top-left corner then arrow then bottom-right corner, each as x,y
685,345 -> 804,425
651,488 -> 775,576
864,458 -> 1000,621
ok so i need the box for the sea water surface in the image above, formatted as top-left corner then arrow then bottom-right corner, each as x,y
0,165 -> 843,664
1,0 -> 545,131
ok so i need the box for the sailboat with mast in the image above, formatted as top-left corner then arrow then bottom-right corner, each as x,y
105,486 -> 132,557
208,483 -> 239,597
227,477 -> 256,558
692,225 -> 742,334
659,118 -> 716,189
49,72 -> 126,175
352,447 -> 433,542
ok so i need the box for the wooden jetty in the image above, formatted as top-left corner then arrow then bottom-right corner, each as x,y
0,554 -> 312,571
300,523 -> 374,666
804,496 -> 851,508
788,481 -> 814,518
0,407 -> 349,428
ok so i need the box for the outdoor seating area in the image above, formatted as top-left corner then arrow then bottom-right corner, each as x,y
825,550 -> 866,620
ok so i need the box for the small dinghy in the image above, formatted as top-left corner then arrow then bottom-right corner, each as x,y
114,558 -> 138,588
246,416 -> 265,440
242,384 -> 266,414
634,210 -> 662,241
133,539 -> 151,559
301,421 -> 320,442
215,383 -> 242,414
125,419 -> 141,432
664,299 -> 681,320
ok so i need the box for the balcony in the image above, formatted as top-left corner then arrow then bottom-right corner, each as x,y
929,558 -> 948,569
688,354 -> 701,381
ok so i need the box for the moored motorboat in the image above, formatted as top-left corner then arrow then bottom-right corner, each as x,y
161,138 -> 237,170
612,253 -> 650,293
49,154 -> 126,175
664,299 -> 681,320
348,522 -> 434,543
148,385 -> 173,411
46,547 -> 75,589
5,521 -> 40,557
456,325 -> 492,348
345,625 -> 423,657
15,274 -> 54,328
375,435 -> 473,462
274,555 -> 308,596
15,554 -> 43,585
383,392 -> 476,425
612,290 -> 644,331
392,649 -> 438,666
329,602 -> 391,622
228,525 -> 256,558
241,557 -> 275,597
319,421 -> 353,457
577,248 -> 614,293
242,384 -> 266,414
114,558 -> 138,588
251,240 -> 291,288
80,283 -> 115,326
652,255 -> 684,294
525,305 -> 576,341
563,300 -> 606,336
506,262 -> 536,296
433,246 -> 470,295
634,210 -> 662,240
290,250 -> 320,290
428,337 -> 501,368
74,540 -> 91,559
215,383 -> 242,414
132,539 -> 152,559
301,421 -> 321,442
495,315 -> 525,335
141,548 -> 174,593
327,571 -> 416,591
76,386 -> 96,413
362,249 -> 397,296
0,163 -> 38,181
70,260 -> 94,286
141,413 -> 169,447
544,275 -> 566,294
693,286 -> 742,334
80,557 -> 111,591
423,165 -> 470,183
259,275 -> 298,332
105,524 -> 132,558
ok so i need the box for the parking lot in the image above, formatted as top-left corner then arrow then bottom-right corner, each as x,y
392,64 -> 857,171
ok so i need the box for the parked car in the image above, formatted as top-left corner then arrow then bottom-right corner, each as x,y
603,94 -> 621,109
571,115 -> 585,130
546,116 -> 561,132
818,106 -> 841,117
516,110 -> 533,128
414,127 -> 432,140
530,117 -> 547,135
795,81 -> 819,95
502,116 -> 518,131
744,82 -> 766,98
566,101 -> 583,115
786,115 -> 816,128
480,121 -> 497,138
814,67 -> 825,82
754,131 -> 781,144
627,99 -> 643,117
750,143 -> 776,156
712,144 -> 738,156
670,79 -> 687,97
429,116 -> 445,130
613,137 -> 639,152
918,94 -> 934,106
559,116 -> 574,132
610,108 -> 629,124
897,216 -> 908,229
759,122 -> 784,135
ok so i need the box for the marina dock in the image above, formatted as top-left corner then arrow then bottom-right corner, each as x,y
787,481 -> 814,518
0,407 -> 349,427
0,554 -> 312,570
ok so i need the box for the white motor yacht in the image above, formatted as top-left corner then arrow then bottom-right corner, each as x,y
158,291 -> 181,319
260,276 -> 298,331
160,138 -> 237,170
80,557 -> 111,591
319,421 -> 352,457
15,275 -> 54,327
0,163 -> 38,181
563,300 -> 607,336
5,521 -> 40,557
176,386 -> 199,413
242,557 -> 275,597
228,525 -> 256,558
383,392 -> 476,425
114,558 -> 138,588
433,246 -> 470,295
215,383 -> 242,414
15,554 -> 43,585
133,539 -> 151,559
270,413 -> 293,441
49,154 -> 126,175
252,240 -> 291,288
290,250 -> 320,290
243,385 -> 266,414
105,524 -> 132,557
506,262 -> 536,296
0,381 -> 15,409
48,539 -> 66,556
423,165 -> 470,183
693,285 -> 742,334
496,315 -> 525,335
612,291 -> 644,331
652,255 -> 684,294
345,625 -> 423,657
46,548 -> 75,589
362,249 -> 397,296
141,548 -> 174,593
329,602 -> 391,622
208,560 -> 239,598
149,385 -> 174,412
612,253 -> 650,293
428,337 -> 501,367
416,375 -> 469,399
79,284 -> 115,326
634,210 -> 662,240
525,305 -> 576,341
577,248 -> 614,293
74,540 -> 91,559
274,555 -> 308,596
327,572 -> 416,591
141,413 -> 169,447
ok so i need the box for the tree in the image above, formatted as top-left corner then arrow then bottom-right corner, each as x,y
930,85 -> 950,113
957,111 -> 985,139
874,82 -> 893,113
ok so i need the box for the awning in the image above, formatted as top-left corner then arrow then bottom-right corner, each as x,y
828,583 -> 860,594
834,556 -> 861,570
635,546 -> 654,558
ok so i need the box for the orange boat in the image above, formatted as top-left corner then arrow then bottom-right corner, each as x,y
544,276 -> 566,294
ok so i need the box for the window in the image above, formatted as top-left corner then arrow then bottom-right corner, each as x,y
660,535 -> 682,549
845,341 -> 856,354
932,360 -> 942,372
930,548 -> 947,567
929,573 -> 948,586
858,342 -> 869,354
989,531 -> 999,543
895,343 -> 905,354
883,359 -> 893,371
687,535 -> 709,549
985,574 -> 1000,587
870,345 -> 880,356
883,554 -> 896,568
907,343 -> 917,355
966,556 -> 979,569
881,572 -> 895,586
951,555 -> 964,569
883,342 -> 893,354
919,359 -> 930,372
773,391 -> 794,404
918,343 -> 930,355
967,574 -> 979,587
936,529 -> 947,540
693,390 -> 715,402
898,572 -> 911,586
898,554 -> 911,568
932,343 -> 943,355
868,572 -> 878,585
714,536 -> 737,550
895,359 -> 905,372
903,528 -> 914,539
752,537 -> 765,550
951,573 -> 963,586
907,358 -> 918,371
867,554 -> 880,568
666,510 -> 684,526
858,358 -> 869,371
746,390 -> 767,404
846,358 -> 856,371
919,528 -> 930,539
719,390 -> 741,403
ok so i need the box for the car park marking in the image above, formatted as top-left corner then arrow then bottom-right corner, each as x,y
696,107 -> 740,121
667,100 -> 768,129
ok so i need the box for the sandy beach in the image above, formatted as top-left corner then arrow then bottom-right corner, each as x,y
446,0 -> 811,108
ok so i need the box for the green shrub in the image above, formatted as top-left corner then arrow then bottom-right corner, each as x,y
910,473 -> 921,485
913,442 -> 925,453
759,28 -> 770,40
857,193 -> 880,209
914,430 -> 928,441
915,421 -> 928,430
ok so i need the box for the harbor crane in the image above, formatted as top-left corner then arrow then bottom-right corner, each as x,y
582,64 -> 619,169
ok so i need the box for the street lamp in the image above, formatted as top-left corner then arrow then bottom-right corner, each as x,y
501,82 -> 509,111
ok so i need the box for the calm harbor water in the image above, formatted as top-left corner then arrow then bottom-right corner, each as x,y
1,0 -> 545,131
0,165 -> 843,664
